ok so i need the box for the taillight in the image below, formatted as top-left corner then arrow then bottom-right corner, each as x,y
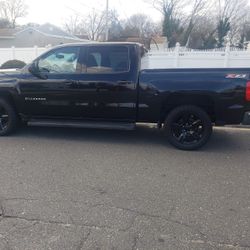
246,81 -> 250,101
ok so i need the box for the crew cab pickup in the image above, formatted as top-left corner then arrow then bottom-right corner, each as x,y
0,42 -> 250,150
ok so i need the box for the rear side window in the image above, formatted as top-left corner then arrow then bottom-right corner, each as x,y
86,46 -> 129,74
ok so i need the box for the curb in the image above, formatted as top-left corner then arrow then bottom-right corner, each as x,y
226,125 -> 250,129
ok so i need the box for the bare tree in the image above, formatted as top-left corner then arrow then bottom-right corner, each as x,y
108,17 -> 123,41
122,13 -> 161,48
182,0 -> 210,46
126,14 -> 158,38
233,8 -> 250,48
0,17 -> 11,28
214,0 -> 248,47
188,15 -> 217,49
216,0 -> 247,23
145,0 -> 186,16
0,0 -> 28,28
64,9 -> 118,41
189,0 -> 248,48
145,0 -> 208,47
64,15 -> 84,35
81,9 -> 106,41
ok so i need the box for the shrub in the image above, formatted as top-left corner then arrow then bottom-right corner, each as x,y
1,60 -> 26,69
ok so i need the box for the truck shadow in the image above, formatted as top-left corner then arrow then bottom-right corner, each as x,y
205,128 -> 248,152
13,125 -> 250,153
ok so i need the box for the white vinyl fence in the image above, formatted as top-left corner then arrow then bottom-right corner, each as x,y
142,43 -> 250,69
1,43 -> 250,69
0,46 -> 49,66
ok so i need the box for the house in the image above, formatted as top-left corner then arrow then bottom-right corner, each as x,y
149,36 -> 168,51
0,23 -> 89,48
112,36 -> 167,50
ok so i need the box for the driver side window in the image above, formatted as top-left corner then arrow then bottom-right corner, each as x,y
38,47 -> 80,74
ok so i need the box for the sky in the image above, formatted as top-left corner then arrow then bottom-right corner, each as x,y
20,0 -> 161,27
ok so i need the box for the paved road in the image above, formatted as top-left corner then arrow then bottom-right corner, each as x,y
0,125 -> 250,250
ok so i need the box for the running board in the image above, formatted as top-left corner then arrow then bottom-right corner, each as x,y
27,119 -> 136,131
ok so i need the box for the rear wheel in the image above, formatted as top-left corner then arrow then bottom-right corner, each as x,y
0,98 -> 18,136
165,105 -> 212,150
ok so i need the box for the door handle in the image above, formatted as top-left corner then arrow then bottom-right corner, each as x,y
118,81 -> 132,85
65,80 -> 79,86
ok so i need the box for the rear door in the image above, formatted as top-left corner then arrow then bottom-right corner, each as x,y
77,44 -> 138,121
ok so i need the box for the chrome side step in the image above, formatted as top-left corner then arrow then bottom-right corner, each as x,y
27,119 -> 136,131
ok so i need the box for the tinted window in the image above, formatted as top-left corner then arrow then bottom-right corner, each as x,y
86,46 -> 129,73
38,47 -> 79,74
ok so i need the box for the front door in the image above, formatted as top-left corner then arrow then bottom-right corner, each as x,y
18,46 -> 97,118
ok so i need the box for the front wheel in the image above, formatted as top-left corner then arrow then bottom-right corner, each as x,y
164,105 -> 212,150
0,98 -> 18,136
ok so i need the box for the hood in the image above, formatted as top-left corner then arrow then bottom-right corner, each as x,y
0,68 -> 20,73
0,69 -> 22,79
0,69 -> 24,87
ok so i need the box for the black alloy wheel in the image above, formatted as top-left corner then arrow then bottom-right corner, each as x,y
0,107 -> 9,131
0,98 -> 18,136
165,105 -> 212,150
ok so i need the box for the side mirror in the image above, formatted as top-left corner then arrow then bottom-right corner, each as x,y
28,61 -> 48,79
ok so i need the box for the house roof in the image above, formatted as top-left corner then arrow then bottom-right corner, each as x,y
0,28 -> 19,38
0,23 -> 89,41
35,23 -> 79,40
126,36 -> 167,44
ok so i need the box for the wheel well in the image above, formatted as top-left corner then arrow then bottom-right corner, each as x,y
0,92 -> 18,114
160,95 -> 215,123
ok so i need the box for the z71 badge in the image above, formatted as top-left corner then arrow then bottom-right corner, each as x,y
226,74 -> 248,79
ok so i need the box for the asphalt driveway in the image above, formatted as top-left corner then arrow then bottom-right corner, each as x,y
0,125 -> 250,250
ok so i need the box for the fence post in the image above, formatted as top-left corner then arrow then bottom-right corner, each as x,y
11,46 -> 15,60
34,45 -> 38,57
163,36 -> 168,51
174,43 -> 180,68
224,43 -> 230,68
141,53 -> 150,69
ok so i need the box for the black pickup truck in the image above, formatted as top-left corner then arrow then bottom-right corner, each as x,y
0,42 -> 250,150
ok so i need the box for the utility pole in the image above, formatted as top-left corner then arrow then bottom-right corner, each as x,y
105,0 -> 109,41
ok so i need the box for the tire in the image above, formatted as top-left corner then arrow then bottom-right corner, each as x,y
164,105 -> 212,150
0,98 -> 18,136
